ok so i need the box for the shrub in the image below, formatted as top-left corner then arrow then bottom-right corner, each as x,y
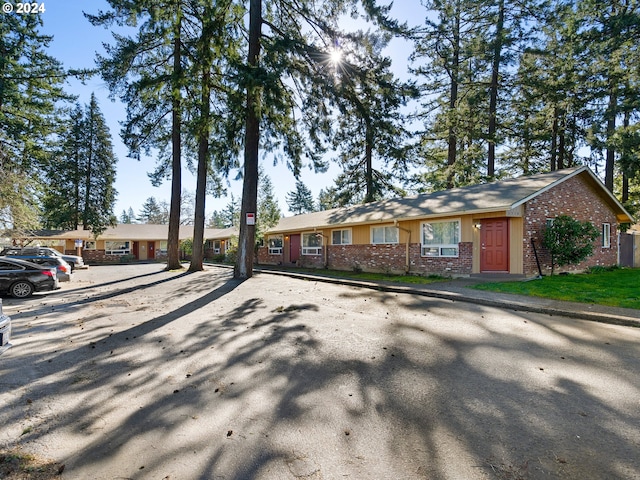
542,215 -> 599,275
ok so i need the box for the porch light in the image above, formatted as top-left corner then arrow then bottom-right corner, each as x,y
474,223 -> 482,229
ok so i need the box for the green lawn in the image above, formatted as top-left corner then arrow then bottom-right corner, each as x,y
471,268 -> 640,310
258,265 -> 640,310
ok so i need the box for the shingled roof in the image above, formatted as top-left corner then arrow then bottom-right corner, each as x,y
267,166 -> 633,233
20,224 -> 238,241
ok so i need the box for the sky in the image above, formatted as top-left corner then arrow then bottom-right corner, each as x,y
36,0 -> 420,220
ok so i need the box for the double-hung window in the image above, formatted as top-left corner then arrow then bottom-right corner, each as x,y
421,220 -> 460,257
371,226 -> 399,244
602,223 -> 611,248
302,232 -> 323,255
268,235 -> 283,255
332,229 -> 352,245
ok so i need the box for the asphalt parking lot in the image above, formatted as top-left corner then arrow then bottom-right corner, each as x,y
1,264 -> 639,479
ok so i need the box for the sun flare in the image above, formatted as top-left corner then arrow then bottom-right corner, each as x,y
330,48 -> 342,64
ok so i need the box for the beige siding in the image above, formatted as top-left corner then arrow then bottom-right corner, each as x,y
509,217 -> 524,274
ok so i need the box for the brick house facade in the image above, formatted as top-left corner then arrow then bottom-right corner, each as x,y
258,167 -> 632,277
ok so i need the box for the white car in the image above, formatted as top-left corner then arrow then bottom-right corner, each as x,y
0,299 -> 11,354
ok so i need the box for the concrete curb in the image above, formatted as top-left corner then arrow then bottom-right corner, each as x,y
251,267 -> 640,329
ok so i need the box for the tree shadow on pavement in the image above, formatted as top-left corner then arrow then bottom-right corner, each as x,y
1,274 -> 639,480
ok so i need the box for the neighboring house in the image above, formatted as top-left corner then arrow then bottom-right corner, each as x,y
16,224 -> 238,263
259,167 -> 634,277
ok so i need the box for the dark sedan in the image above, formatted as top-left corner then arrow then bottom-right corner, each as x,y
0,257 -> 59,298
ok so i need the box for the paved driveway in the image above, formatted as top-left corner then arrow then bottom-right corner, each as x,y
1,264 -> 639,479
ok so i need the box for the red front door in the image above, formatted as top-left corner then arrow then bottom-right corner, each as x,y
481,219 -> 509,272
147,242 -> 155,260
289,234 -> 301,264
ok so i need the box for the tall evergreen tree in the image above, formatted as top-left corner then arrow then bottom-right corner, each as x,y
235,0 -> 399,278
411,0 -> 487,189
329,31 -> 417,204
138,197 -> 165,224
0,13 -> 69,233
286,181 -> 316,215
257,170 -> 282,243
577,0 -> 640,192
42,95 -> 117,235
88,0 -> 188,270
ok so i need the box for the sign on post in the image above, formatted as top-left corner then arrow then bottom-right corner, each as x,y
246,213 -> 255,225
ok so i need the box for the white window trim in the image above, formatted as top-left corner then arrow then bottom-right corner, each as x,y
421,219 -> 461,257
602,223 -> 611,248
105,240 -> 131,256
268,235 -> 283,255
302,232 -> 323,255
331,228 -> 352,245
370,225 -> 399,245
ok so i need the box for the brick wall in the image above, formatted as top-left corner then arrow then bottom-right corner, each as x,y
258,243 -> 473,276
81,250 -> 168,264
523,176 -> 619,275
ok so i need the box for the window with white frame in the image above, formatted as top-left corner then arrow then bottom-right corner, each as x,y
302,232 -> 323,255
421,220 -> 460,257
602,223 -> 611,248
159,241 -> 168,254
105,241 -> 130,255
371,225 -> 399,244
212,240 -> 221,254
332,229 -> 352,245
84,241 -> 96,250
268,235 -> 283,255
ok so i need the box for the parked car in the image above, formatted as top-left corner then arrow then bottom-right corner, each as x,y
7,255 -> 72,282
0,246 -> 85,271
0,299 -> 11,354
0,257 -> 59,298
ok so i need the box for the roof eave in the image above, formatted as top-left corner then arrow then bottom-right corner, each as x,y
266,207 -> 512,233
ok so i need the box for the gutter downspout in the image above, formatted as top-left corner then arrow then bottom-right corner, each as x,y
394,220 -> 411,274
314,228 -> 329,268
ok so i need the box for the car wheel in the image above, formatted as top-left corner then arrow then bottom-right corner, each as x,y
10,281 -> 34,298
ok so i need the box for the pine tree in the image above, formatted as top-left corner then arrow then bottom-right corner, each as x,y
235,0 -> 399,278
138,197 -> 165,224
329,31 -> 417,204
286,181 -> 316,215
120,209 -> 133,224
0,13 -> 69,233
257,170 -> 282,243
88,0 -> 188,269
42,95 -> 117,235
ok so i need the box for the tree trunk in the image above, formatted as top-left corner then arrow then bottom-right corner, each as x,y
189,9 -> 212,273
364,122 -> 374,203
487,0 -> 504,180
622,111 -> 630,203
166,12 -> 183,271
446,3 -> 461,189
82,102 -> 94,229
234,0 -> 261,279
550,108 -> 558,171
605,86 -> 616,192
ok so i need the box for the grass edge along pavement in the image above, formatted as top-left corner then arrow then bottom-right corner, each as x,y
471,267 -> 640,310
258,264 -> 640,310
